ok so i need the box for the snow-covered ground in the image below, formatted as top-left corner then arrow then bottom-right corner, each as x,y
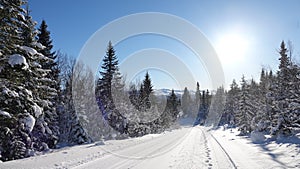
2,125 -> 300,169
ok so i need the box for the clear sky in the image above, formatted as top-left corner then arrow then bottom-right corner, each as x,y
29,0 -> 300,90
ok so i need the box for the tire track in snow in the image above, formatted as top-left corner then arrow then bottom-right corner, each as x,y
201,127 -> 238,169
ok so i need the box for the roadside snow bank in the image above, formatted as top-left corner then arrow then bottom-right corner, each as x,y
250,131 -> 266,143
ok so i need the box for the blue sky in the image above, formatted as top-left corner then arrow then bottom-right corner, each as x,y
30,0 -> 300,90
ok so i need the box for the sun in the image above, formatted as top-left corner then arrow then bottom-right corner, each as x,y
215,33 -> 248,65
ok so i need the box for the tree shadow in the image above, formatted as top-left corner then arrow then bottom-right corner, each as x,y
253,135 -> 300,168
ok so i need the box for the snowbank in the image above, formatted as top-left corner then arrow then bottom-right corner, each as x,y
250,131 -> 266,143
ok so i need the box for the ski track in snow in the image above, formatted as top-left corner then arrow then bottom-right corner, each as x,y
2,126 -> 299,169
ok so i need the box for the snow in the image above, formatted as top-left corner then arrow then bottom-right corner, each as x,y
2,86 -> 19,97
250,131 -> 266,143
19,46 -> 38,56
8,54 -> 29,69
1,125 -> 300,169
17,13 -> 25,21
31,42 -> 46,49
32,104 -> 42,117
0,110 -> 11,118
20,114 -> 36,132
211,127 -> 300,168
32,61 -> 41,68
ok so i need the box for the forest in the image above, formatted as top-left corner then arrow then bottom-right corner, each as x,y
1,0 -> 300,162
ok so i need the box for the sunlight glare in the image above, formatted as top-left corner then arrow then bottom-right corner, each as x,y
216,33 -> 248,65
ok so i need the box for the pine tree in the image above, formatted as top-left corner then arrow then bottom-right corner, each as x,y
248,78 -> 261,131
96,41 -> 118,104
286,64 -> 300,133
223,79 -> 239,126
95,41 -> 126,134
0,3 -> 29,160
137,72 -> 153,111
195,82 -> 201,112
161,89 -> 180,128
236,75 -> 255,135
0,0 -> 25,55
254,68 -> 271,132
64,74 -> 92,145
36,20 -> 59,148
206,86 -> 225,126
270,41 -> 292,136
197,90 -> 209,125
142,72 -> 153,110
129,83 -> 139,109
0,1 -> 58,160
181,87 -> 192,117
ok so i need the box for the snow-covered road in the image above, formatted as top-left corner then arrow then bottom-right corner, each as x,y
73,126 -> 235,169
2,126 -> 298,169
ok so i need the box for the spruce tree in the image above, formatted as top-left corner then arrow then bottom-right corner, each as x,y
138,72 -> 153,111
36,20 -> 59,148
206,86 -> 225,126
129,83 -> 139,109
95,41 -> 126,134
195,82 -> 201,112
161,89 -> 180,127
223,79 -> 239,126
236,75 -> 255,135
142,72 -> 153,110
181,87 -> 191,117
65,77 -> 92,145
96,41 -> 118,104
270,41 -> 292,136
0,1 -> 57,160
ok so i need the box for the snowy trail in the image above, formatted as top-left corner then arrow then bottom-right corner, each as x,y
2,125 -> 298,169
73,126 -> 235,169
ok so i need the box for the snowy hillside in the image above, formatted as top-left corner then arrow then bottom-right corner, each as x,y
2,125 -> 299,169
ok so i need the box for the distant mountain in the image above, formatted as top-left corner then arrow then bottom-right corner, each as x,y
153,89 -> 196,98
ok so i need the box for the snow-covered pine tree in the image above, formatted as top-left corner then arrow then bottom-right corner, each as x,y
195,82 -> 201,113
21,6 -> 59,151
129,83 -> 139,110
67,81 -> 92,145
206,86 -> 225,126
253,68 -> 272,132
286,63 -> 300,134
63,63 -> 92,145
35,19 -> 59,148
247,78 -> 262,131
270,41 -> 293,136
140,72 -> 153,111
95,41 -> 118,106
0,3 -> 29,153
197,90 -> 209,125
236,75 -> 255,135
221,79 -> 239,126
181,87 -> 192,118
0,1 -> 57,160
161,89 -> 180,128
95,41 -> 126,134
